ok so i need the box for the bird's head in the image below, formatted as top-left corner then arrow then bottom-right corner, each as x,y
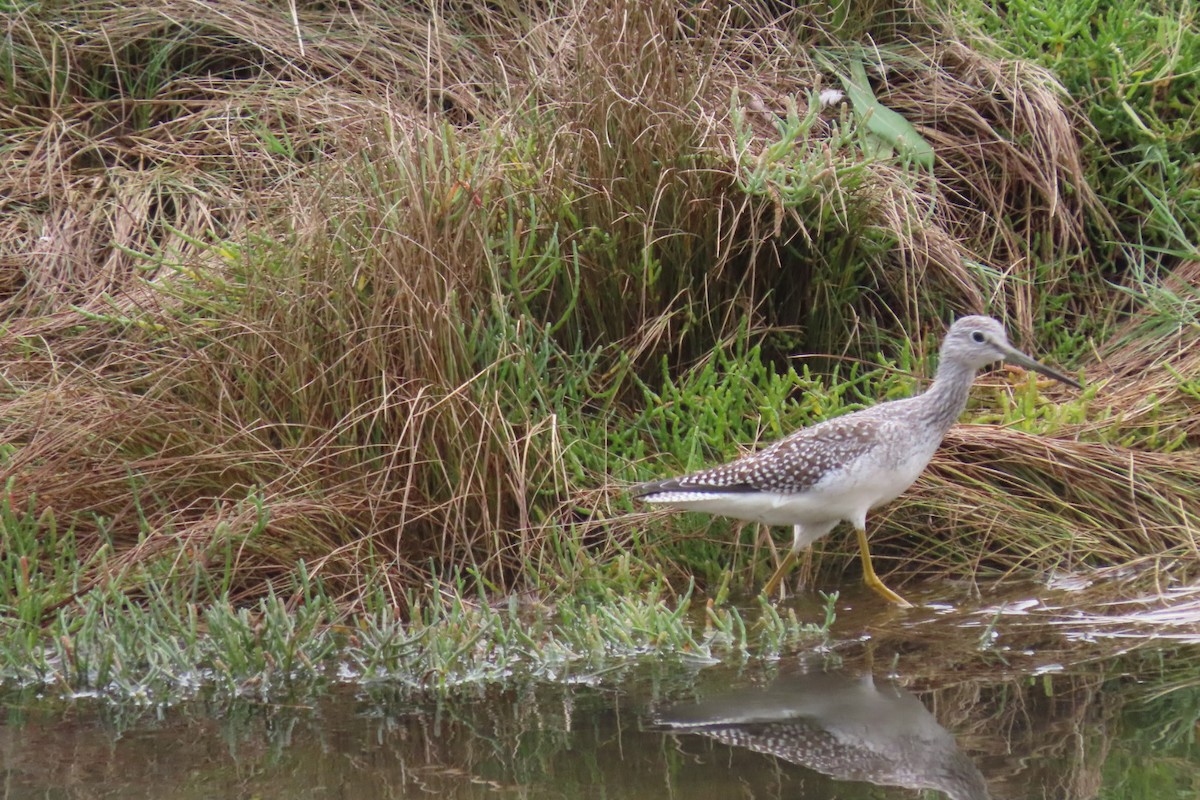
942,315 -> 1081,388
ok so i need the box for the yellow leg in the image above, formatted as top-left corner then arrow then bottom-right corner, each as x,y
855,526 -> 912,607
760,549 -> 799,598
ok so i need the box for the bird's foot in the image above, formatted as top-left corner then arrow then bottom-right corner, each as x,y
760,550 -> 800,599
864,574 -> 913,608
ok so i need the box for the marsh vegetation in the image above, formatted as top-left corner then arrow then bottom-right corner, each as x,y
2,3 -> 1199,796
0,0 -> 1198,725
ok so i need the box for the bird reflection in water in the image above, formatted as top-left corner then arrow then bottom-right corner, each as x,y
655,670 -> 989,800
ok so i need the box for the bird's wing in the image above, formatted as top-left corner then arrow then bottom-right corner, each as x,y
634,412 -> 885,496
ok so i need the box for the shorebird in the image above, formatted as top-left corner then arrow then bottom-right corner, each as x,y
633,316 -> 1081,605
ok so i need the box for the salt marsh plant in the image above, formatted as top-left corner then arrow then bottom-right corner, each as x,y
0,0 -> 1197,648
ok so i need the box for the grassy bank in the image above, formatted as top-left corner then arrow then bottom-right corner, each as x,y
2,476 -> 831,702
1,0 -> 1199,694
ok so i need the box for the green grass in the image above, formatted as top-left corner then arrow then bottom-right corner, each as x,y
950,0 -> 1200,258
0,0 -> 1198,696
0,492 -> 833,702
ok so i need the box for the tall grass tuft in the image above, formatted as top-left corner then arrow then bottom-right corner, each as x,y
0,0 -> 1196,616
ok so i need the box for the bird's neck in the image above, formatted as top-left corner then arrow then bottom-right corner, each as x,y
916,357 -> 977,434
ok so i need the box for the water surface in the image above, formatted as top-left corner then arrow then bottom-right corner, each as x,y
3,579 -> 1199,799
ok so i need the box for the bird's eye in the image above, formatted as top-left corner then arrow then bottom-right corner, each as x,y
971,331 -> 985,343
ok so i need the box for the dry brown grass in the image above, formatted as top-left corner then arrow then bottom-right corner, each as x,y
1091,260 -> 1200,443
0,0 -> 1187,608
897,427 -> 1200,575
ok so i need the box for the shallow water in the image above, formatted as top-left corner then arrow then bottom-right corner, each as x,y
3,579 -> 1199,799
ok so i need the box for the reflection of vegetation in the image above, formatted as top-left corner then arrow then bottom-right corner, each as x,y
4,648 -> 1200,799
871,604 -> 1200,799
1102,655 -> 1200,799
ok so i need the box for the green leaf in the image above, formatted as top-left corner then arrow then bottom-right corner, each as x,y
838,57 -> 936,170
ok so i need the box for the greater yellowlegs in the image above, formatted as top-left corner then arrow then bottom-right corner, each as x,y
634,316 -> 1081,605
655,670 -> 990,800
